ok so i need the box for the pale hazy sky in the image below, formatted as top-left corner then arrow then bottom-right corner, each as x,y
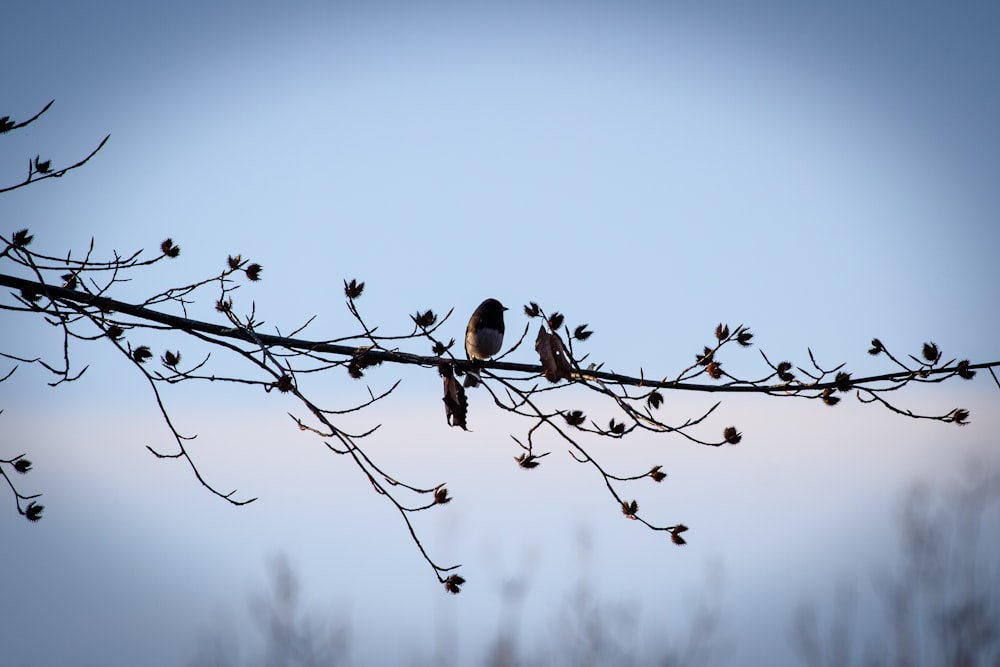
2,2 -> 999,665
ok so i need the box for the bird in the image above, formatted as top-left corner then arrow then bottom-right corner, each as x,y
464,298 -> 507,386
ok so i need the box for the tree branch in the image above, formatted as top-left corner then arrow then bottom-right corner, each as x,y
2,272 -> 995,394
8,100 -> 993,593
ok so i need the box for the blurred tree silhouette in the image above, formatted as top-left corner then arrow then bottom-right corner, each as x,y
186,464 -> 998,666
3,100 -> 998,591
188,556 -> 349,667
793,463 -> 1000,667
190,551 -> 725,667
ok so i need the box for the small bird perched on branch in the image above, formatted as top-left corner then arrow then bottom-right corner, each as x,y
465,298 -> 507,386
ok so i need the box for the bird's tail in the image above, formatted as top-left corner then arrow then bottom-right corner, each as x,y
463,367 -> 481,388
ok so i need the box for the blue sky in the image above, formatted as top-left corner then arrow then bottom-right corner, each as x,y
2,2 -> 999,665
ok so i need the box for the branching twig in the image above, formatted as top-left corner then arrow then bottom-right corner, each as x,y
2,227 -> 996,592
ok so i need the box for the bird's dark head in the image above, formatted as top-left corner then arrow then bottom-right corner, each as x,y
482,298 -> 507,312
475,298 -> 507,328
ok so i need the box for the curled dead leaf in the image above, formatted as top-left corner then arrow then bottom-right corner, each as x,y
441,365 -> 468,429
535,326 -> 573,383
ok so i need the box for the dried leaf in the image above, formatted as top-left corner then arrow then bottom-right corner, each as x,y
412,309 -> 437,328
160,238 -> 180,258
515,453 -> 540,469
274,374 -> 294,393
621,500 -> 639,519
442,367 -> 468,430
535,326 -> 573,383
245,263 -> 263,281
348,348 -> 383,379
835,371 -> 852,392
432,339 -> 454,356
573,324 -> 593,341
444,574 -> 465,594
33,155 -> 51,174
343,278 -> 365,299
12,229 -> 33,247
19,285 -> 41,302
25,501 -> 44,522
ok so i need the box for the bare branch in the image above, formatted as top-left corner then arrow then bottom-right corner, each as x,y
0,135 -> 111,194
5,99 -> 995,594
